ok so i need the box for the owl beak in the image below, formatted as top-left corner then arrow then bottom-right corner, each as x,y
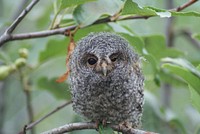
101,62 -> 107,76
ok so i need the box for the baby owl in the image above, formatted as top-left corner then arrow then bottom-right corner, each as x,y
69,32 -> 144,128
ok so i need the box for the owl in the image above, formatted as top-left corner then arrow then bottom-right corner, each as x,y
69,32 -> 144,128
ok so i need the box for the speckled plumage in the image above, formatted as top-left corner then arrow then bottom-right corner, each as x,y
69,32 -> 144,127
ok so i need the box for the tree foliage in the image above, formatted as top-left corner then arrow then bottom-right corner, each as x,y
0,0 -> 200,134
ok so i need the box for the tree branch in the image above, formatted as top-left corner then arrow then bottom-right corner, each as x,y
6,0 -> 40,34
12,0 -> 30,20
18,101 -> 72,134
0,0 -> 198,47
41,122 -> 159,134
24,89 -> 34,134
172,0 -> 198,12
26,101 -> 72,131
0,0 -> 40,46
19,69 -> 35,134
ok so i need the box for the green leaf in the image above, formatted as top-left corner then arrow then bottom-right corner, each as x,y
143,91 -> 187,133
162,62 -> 200,95
121,0 -> 156,16
37,77 -> 71,100
59,15 -> 76,27
143,53 -> 158,75
31,56 -> 66,80
193,33 -> 200,40
168,119 -> 187,134
98,124 -> 114,134
39,38 -> 68,63
161,60 -> 200,113
189,85 -> 200,113
120,33 -> 159,77
145,6 -> 166,12
197,65 -> 200,71
195,125 -> 200,134
148,6 -> 200,17
120,33 -> 144,54
143,90 -> 187,134
159,69 -> 186,87
36,4 -> 53,28
171,11 -> 200,17
162,58 -> 200,78
143,35 -> 183,60
74,23 -> 112,41
60,0 -> 96,10
73,0 -> 123,27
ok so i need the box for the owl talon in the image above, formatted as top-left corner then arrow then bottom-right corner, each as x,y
94,119 -> 107,127
93,120 -> 100,130
102,119 -> 107,127
119,121 -> 132,129
118,121 -> 133,134
93,119 -> 107,131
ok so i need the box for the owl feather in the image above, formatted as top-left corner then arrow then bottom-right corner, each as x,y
69,32 -> 144,128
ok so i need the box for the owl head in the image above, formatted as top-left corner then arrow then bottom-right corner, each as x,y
70,32 -> 139,78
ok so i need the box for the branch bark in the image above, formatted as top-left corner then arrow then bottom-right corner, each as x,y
0,0 -> 198,47
41,122 -> 159,134
12,0 -> 30,20
24,89 -> 34,134
0,0 -> 40,46
172,0 -> 198,12
26,101 -> 72,131
18,101 -> 72,134
6,0 -> 40,34
0,25 -> 76,45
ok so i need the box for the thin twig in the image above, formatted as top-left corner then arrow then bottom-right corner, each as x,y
24,89 -> 34,134
180,29 -> 200,49
0,14 -> 151,46
172,0 -> 198,12
0,25 -> 77,47
0,0 -> 40,46
19,69 -> 35,134
6,0 -> 40,34
12,0 -> 30,20
26,101 -> 72,131
0,0 -> 198,47
41,122 -> 159,134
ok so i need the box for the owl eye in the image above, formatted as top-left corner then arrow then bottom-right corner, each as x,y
87,58 -> 97,65
111,57 -> 117,62
110,53 -> 119,62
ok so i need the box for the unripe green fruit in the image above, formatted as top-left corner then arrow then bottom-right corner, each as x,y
0,66 -> 12,80
19,48 -> 29,59
15,58 -> 26,68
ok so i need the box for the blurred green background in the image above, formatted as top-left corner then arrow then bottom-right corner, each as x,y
0,0 -> 200,134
